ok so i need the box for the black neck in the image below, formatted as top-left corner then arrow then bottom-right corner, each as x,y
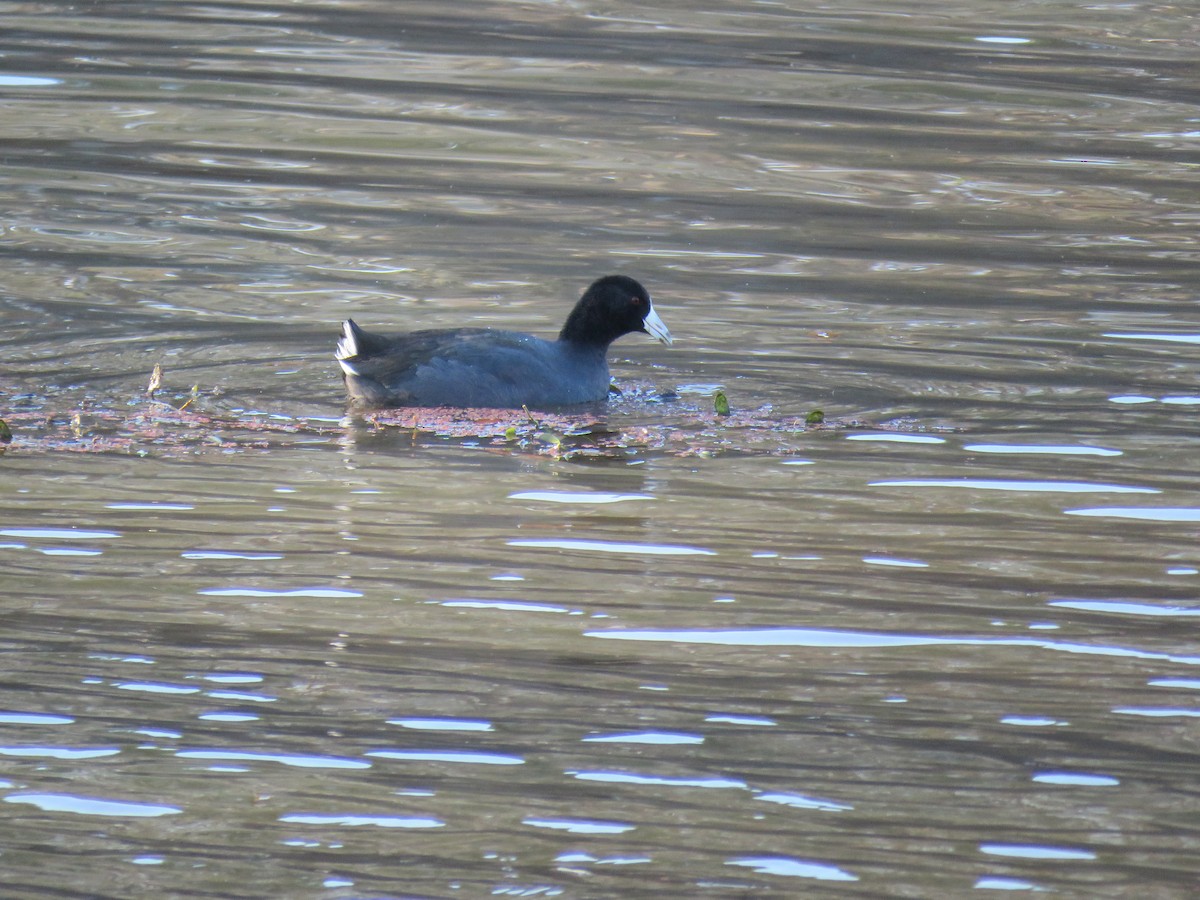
559,305 -> 622,347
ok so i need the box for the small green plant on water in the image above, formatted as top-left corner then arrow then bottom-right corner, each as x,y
521,405 -> 565,455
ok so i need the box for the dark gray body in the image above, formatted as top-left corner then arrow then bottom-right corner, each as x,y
340,325 -> 612,409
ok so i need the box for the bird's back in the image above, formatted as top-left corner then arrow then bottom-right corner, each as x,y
337,322 -> 610,409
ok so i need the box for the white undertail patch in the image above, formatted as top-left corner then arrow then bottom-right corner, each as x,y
335,321 -> 360,375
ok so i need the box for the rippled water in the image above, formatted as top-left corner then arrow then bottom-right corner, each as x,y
2,1 -> 1199,897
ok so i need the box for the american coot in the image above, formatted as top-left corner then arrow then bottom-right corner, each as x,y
335,275 -> 672,409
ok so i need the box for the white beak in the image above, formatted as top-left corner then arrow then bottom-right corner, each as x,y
642,303 -> 673,345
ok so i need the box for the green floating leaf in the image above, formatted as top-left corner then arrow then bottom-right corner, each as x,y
714,391 -> 730,416
805,409 -> 825,426
0,418 -> 12,444
504,425 -> 517,442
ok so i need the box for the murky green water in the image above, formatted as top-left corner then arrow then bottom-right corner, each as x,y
2,1 -> 1198,897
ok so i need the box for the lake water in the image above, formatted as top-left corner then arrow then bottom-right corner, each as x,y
2,1 -> 1199,897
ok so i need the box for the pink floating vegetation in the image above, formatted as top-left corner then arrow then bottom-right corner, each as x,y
1,395 -> 932,460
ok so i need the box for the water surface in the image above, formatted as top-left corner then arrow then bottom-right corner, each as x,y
2,1 -> 1199,897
